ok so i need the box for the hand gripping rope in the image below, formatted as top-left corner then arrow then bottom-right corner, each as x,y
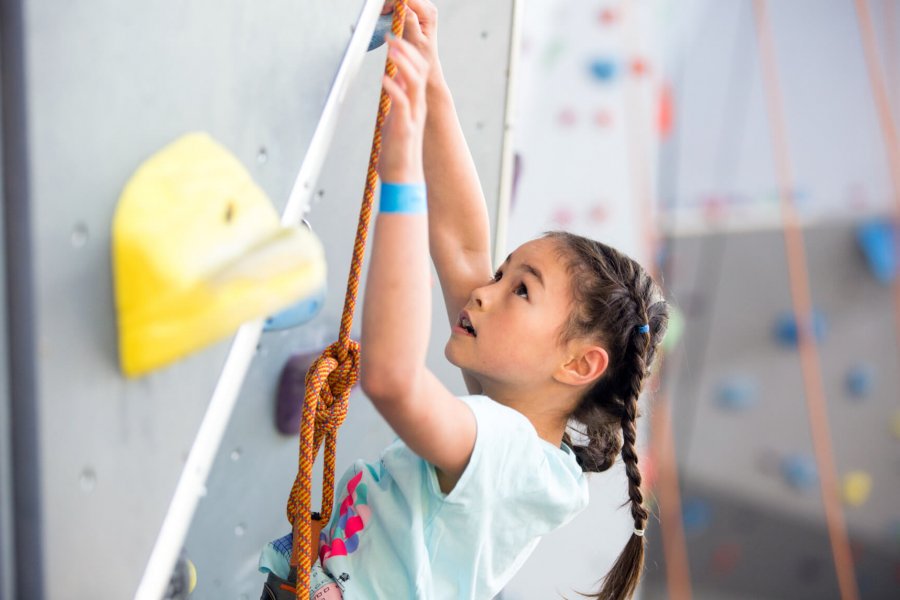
285,2 -> 409,597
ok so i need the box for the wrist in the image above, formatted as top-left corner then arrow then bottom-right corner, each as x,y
379,182 -> 427,214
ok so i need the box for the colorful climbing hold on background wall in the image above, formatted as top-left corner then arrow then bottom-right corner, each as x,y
660,306 -> 684,352
856,218 -> 897,284
589,58 -> 619,83
715,376 -> 758,412
780,454 -> 818,492
598,7 -> 618,25
844,364 -> 876,400
658,83 -> 674,138
773,310 -> 828,347
841,471 -> 872,507
891,410 -> 900,440
557,108 -> 578,127
682,498 -> 713,535
711,541 -> 742,575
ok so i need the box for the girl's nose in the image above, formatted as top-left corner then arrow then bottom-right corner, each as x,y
471,284 -> 490,309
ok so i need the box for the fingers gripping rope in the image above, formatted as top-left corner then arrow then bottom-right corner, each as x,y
286,3 -> 409,597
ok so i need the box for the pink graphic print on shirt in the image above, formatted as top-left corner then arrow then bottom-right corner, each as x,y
319,470 -> 372,564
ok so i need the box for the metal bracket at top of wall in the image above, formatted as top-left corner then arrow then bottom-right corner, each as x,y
134,1 -> 385,597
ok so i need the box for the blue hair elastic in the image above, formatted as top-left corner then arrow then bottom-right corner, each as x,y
638,324 -> 650,334
379,181 -> 427,214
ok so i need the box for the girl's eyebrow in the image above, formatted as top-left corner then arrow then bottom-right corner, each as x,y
502,252 -> 545,288
519,263 -> 545,288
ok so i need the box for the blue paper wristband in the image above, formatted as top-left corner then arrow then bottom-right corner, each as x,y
380,182 -> 427,214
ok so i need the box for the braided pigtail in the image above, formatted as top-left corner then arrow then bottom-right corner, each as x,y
544,231 -> 668,600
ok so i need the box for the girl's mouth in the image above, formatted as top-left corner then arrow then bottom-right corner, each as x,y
456,312 -> 477,336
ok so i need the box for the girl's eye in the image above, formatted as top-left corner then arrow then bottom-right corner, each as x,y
515,283 -> 528,299
491,270 -> 503,282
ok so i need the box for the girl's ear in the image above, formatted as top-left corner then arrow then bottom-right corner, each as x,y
555,344 -> 609,387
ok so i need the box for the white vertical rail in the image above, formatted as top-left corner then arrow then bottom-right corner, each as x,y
493,0 -> 523,265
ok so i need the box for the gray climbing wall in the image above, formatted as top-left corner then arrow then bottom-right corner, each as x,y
643,223 -> 900,599
640,0 -> 900,597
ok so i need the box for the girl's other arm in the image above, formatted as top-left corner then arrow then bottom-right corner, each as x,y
361,34 -> 476,492
403,1 -> 494,329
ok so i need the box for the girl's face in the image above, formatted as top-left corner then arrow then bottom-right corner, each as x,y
446,237 -> 576,390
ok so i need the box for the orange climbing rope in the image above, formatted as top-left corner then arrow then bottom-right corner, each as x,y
751,2 -> 859,599
285,3 -> 408,597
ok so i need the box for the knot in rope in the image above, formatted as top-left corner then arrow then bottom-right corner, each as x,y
305,338 -> 360,435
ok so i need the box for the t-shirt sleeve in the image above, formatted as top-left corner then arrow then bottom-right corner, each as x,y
426,395 -> 588,535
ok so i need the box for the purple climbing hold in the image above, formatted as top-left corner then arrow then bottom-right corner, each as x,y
275,351 -> 319,436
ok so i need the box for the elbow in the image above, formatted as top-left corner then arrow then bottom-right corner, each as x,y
360,362 -> 419,405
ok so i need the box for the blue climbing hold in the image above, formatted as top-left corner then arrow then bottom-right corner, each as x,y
774,310 -> 827,347
781,455 -> 818,491
856,218 -> 896,284
716,376 -> 758,411
368,13 -> 394,52
589,58 -> 619,82
845,364 -> 876,399
682,498 -> 712,534
264,286 -> 326,332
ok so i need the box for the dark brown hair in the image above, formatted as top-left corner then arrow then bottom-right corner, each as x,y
545,231 -> 668,600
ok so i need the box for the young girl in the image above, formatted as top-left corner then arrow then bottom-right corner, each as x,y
260,2 -> 668,598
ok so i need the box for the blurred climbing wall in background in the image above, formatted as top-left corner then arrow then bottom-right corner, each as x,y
502,0 -> 900,599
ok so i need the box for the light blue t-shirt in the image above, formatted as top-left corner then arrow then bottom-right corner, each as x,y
311,394 -> 589,599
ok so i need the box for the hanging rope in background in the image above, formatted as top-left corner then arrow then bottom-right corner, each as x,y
621,1 -> 693,597
751,2 -> 860,599
854,0 -> 900,357
285,3 -> 408,597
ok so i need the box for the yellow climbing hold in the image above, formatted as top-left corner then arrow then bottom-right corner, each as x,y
113,132 -> 326,377
841,471 -> 872,507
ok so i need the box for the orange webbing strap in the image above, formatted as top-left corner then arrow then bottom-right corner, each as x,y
620,1 -> 693,597
752,2 -> 860,599
854,0 -> 900,356
285,3 -> 409,597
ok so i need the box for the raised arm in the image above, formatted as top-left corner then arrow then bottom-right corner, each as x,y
360,34 -> 475,492
402,0 -> 494,323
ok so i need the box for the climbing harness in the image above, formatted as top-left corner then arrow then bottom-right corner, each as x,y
284,2 -> 409,597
